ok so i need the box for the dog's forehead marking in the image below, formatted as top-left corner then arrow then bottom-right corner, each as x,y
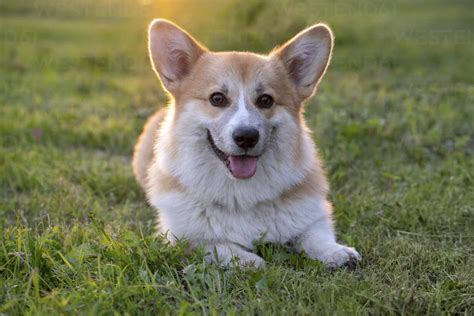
179,51 -> 301,120
229,87 -> 250,126
190,52 -> 281,100
204,54 -> 265,125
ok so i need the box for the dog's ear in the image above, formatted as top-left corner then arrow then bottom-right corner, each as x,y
272,24 -> 333,101
148,19 -> 207,94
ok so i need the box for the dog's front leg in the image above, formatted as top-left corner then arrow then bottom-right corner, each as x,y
298,214 -> 361,268
203,242 -> 265,268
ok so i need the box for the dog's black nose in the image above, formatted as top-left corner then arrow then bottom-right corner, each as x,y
233,127 -> 259,149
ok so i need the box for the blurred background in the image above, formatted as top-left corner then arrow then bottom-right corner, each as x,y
1,0 -> 473,228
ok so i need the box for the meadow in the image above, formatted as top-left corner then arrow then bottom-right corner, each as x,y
1,0 -> 473,314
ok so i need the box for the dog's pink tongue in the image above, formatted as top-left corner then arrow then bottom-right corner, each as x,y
229,155 -> 258,179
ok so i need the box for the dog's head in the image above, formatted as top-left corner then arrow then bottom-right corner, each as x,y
148,19 -> 333,181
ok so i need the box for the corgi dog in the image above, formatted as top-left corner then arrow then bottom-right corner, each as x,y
133,19 -> 361,268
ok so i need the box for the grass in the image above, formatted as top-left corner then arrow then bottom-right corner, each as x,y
1,0 -> 473,314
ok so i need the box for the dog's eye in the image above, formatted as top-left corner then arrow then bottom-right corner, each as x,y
209,92 -> 228,107
256,94 -> 274,109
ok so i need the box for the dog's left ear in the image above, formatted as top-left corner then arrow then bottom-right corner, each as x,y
272,24 -> 333,101
148,19 -> 207,95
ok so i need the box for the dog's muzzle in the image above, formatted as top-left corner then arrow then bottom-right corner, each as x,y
206,130 -> 258,179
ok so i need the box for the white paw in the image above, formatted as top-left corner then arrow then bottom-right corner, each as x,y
316,243 -> 361,268
233,252 -> 266,268
204,245 -> 265,268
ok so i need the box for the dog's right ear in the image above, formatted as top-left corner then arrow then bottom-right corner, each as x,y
271,24 -> 333,101
148,19 -> 207,94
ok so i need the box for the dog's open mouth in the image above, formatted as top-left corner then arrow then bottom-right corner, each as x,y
207,130 -> 258,179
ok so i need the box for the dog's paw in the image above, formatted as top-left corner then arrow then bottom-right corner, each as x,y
204,244 -> 265,268
316,243 -> 361,269
233,252 -> 266,268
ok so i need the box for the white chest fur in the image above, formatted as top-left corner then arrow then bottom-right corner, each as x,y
151,188 -> 328,249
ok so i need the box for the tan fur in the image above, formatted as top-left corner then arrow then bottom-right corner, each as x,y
132,109 -> 166,189
148,163 -> 184,195
280,161 -> 329,203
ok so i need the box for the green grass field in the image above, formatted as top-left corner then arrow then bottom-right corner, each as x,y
1,0 -> 473,314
